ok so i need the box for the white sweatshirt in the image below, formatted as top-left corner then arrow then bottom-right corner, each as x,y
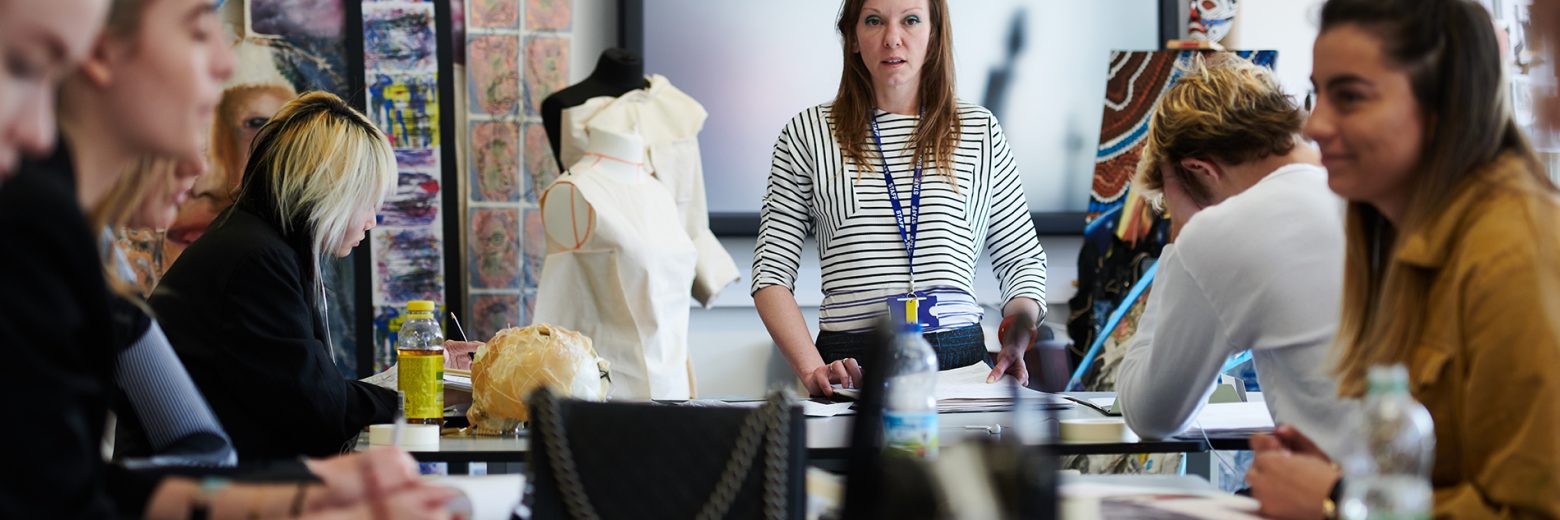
1115,163 -> 1359,459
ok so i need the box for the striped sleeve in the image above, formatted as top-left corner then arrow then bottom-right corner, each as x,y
116,319 -> 238,467
982,113 -> 1049,315
751,112 -> 817,294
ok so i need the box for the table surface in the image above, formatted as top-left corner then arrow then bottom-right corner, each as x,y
361,392 -> 1250,464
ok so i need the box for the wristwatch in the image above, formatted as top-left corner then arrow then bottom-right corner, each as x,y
1323,478 -> 1345,520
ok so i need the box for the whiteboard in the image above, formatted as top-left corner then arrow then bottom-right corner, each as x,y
641,0 -> 1161,214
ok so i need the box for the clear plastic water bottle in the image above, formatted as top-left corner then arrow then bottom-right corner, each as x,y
1340,364 -> 1435,520
396,300 -> 445,425
883,322 -> 939,459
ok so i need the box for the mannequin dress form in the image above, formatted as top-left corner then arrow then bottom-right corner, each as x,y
557,75 -> 739,306
534,127 -> 697,400
541,48 -> 649,171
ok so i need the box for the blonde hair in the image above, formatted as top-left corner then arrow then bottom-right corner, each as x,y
91,157 -> 177,301
91,156 -> 175,233
235,91 -> 396,262
1133,52 -> 1302,211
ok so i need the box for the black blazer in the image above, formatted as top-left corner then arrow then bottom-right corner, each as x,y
1,143 -> 166,518
151,195 -> 395,459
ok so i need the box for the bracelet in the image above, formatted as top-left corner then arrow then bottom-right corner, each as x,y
998,314 -> 1037,346
290,483 -> 309,517
190,477 -> 230,520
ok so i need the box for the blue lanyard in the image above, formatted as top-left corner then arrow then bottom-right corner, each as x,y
868,114 -> 923,295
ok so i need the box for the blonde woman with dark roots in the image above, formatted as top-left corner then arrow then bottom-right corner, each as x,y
150,91 -> 404,460
752,0 -> 1048,396
1247,0 -> 1560,517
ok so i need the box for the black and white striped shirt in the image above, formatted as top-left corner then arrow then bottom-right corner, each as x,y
752,102 -> 1047,332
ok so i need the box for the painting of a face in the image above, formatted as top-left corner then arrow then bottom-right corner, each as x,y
163,85 -> 293,268
1188,0 -> 1238,43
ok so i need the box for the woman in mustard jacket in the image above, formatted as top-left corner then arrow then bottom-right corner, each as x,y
1246,0 -> 1560,517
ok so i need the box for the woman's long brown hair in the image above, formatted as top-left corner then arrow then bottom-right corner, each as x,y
832,0 -> 960,184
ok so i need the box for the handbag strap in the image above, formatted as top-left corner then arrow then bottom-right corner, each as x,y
534,390 -> 792,520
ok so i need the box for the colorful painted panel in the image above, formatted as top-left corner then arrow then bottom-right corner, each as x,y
363,3 -> 438,72
521,206 -> 546,290
523,122 -> 559,201
470,121 -> 521,201
368,73 -> 441,149
248,0 -> 349,93
461,0 -> 572,336
372,227 -> 445,304
525,0 -> 572,31
469,0 -> 519,29
469,293 -> 522,341
380,149 -> 441,227
468,35 -> 521,115
523,35 -> 569,117
469,208 -> 521,289
363,1 -> 448,376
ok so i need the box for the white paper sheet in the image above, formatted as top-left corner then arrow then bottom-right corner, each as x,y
1180,401 -> 1275,437
426,474 -> 523,520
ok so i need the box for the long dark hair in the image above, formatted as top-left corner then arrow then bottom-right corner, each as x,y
832,0 -> 960,183
1323,0 -> 1550,394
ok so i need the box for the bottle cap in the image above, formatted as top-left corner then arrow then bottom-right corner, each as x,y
1366,364 -> 1411,395
899,322 -> 923,335
407,300 -> 436,313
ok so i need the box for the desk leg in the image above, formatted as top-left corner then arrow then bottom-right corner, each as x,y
1185,451 -> 1212,480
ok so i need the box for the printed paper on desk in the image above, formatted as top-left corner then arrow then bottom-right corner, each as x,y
1181,401 -> 1274,437
1063,482 -> 1261,520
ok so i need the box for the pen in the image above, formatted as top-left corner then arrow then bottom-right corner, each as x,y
449,312 -> 469,342
390,391 -> 406,447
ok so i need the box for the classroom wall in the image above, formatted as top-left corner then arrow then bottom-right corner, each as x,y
1238,0 -> 1327,98
569,0 -> 616,83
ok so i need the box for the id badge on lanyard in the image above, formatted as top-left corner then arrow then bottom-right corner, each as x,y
890,291 -> 941,329
870,114 -> 926,326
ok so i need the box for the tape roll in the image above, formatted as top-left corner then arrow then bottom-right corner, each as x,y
368,424 -> 441,448
1059,418 -> 1128,443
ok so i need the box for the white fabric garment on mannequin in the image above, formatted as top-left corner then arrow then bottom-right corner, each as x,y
534,127 -> 697,400
559,74 -> 738,306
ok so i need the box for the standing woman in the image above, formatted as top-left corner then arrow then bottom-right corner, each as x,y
150,91 -> 401,459
753,0 -> 1047,396
1245,0 -> 1560,517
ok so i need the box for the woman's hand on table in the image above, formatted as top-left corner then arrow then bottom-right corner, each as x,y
1247,429 -> 1339,520
304,447 -> 421,509
990,299 -> 1040,385
1268,424 -> 1330,460
309,484 -> 457,520
442,340 -> 482,370
805,358 -> 863,397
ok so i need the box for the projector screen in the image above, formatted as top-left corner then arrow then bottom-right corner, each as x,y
634,0 -> 1161,218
